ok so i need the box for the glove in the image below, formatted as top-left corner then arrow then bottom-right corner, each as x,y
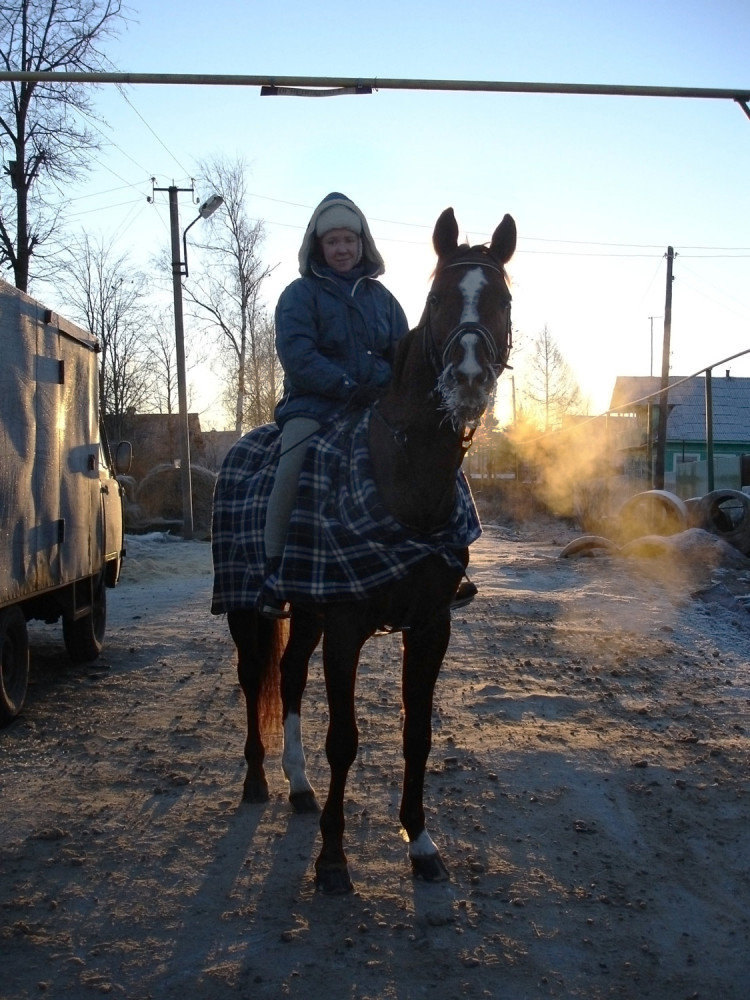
349,384 -> 383,408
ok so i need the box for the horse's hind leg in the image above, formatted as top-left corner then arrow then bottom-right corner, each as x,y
400,612 -> 452,882
281,608 -> 323,813
228,609 -> 280,803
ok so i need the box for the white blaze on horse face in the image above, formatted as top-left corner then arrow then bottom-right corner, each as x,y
458,267 -> 487,324
455,332 -> 483,381
455,268 -> 488,380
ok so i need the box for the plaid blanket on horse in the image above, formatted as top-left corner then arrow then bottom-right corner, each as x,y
210,411 -> 481,613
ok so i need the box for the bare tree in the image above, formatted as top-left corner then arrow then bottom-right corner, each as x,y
142,305 -> 209,417
145,309 -> 179,415
0,0 -> 125,291
184,155 -> 274,433
521,324 -> 583,430
58,233 -> 152,439
221,307 -> 282,428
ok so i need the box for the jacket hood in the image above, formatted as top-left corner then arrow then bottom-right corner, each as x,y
298,192 -> 385,278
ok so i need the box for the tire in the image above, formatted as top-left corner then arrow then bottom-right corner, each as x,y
0,606 -> 30,724
618,490 -> 688,543
63,577 -> 106,663
559,535 -> 620,559
695,489 -> 750,555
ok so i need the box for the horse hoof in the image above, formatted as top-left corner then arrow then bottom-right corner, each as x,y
314,864 -> 354,895
411,852 -> 449,882
242,778 -> 270,803
289,790 -> 320,814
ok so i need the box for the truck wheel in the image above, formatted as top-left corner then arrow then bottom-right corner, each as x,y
0,606 -> 30,724
63,578 -> 107,663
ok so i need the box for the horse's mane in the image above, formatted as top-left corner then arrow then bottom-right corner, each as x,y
391,324 -> 421,386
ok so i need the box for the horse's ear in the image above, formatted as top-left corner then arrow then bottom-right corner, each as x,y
489,214 -> 517,265
433,208 -> 459,259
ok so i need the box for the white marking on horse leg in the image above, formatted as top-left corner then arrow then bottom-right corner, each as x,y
458,267 -> 487,323
408,829 -> 439,858
282,712 -> 314,796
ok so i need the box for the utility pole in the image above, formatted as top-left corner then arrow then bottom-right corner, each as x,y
149,183 -> 223,540
653,248 -> 675,489
151,182 -> 196,539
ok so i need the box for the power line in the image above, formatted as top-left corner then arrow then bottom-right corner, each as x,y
67,196 -> 144,219
245,193 -> 750,255
68,181 -> 152,202
114,83 -> 191,177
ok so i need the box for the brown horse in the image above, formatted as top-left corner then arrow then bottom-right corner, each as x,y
224,207 -> 516,894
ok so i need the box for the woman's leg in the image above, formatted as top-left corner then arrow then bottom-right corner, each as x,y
264,417 -> 321,561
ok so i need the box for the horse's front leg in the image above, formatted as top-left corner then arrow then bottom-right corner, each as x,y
281,607 -> 324,813
400,610 -> 452,881
315,611 -> 366,894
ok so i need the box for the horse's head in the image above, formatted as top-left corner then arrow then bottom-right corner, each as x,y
422,208 -> 516,429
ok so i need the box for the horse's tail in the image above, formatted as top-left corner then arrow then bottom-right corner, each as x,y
258,617 -> 287,740
228,609 -> 286,743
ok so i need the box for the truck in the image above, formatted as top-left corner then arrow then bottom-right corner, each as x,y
0,277 -> 131,723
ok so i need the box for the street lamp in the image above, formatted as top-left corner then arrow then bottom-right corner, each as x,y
155,183 -> 223,539
181,194 -> 224,277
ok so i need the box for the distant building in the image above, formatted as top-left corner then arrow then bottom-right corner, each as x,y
609,372 -> 750,496
105,411 -> 206,481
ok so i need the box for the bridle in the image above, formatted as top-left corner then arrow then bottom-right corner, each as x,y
421,257 -> 513,378
373,252 -> 513,465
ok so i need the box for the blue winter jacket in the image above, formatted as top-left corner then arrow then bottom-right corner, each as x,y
274,193 -> 409,428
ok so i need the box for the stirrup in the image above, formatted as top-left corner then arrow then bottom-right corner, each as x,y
259,596 -> 291,620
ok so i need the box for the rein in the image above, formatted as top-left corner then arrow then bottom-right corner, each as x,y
371,403 -> 465,534
372,399 -> 474,459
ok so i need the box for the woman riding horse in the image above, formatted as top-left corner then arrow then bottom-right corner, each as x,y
261,192 -> 409,618
212,206 -> 516,893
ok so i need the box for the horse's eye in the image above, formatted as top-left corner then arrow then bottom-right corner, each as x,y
428,294 -> 439,307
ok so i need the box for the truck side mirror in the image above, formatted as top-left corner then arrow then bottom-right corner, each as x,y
114,440 -> 133,475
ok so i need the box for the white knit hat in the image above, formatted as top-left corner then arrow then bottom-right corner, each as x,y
315,204 -> 362,237
298,193 -> 385,276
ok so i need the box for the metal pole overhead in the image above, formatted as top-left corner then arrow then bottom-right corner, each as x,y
0,70 -> 748,106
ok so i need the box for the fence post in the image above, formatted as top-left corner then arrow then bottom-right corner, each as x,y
705,367 -> 714,493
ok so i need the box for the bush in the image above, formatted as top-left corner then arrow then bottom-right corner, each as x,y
135,464 -> 217,538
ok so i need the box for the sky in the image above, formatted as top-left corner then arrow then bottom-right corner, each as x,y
36,0 -> 750,429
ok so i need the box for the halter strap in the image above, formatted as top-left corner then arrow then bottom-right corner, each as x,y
439,257 -> 508,278
422,312 -> 512,377
421,253 -> 513,375
440,322 -> 499,369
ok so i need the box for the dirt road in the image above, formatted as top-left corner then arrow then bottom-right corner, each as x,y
2,525 -> 748,999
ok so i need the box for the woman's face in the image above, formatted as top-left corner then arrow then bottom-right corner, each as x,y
320,228 -> 361,273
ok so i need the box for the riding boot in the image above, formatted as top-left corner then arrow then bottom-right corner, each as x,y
451,578 -> 478,610
258,556 -> 291,619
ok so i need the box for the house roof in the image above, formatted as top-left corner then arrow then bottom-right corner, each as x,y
609,374 -> 750,442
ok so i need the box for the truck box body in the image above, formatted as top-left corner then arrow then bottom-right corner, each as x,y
0,278 -> 126,720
